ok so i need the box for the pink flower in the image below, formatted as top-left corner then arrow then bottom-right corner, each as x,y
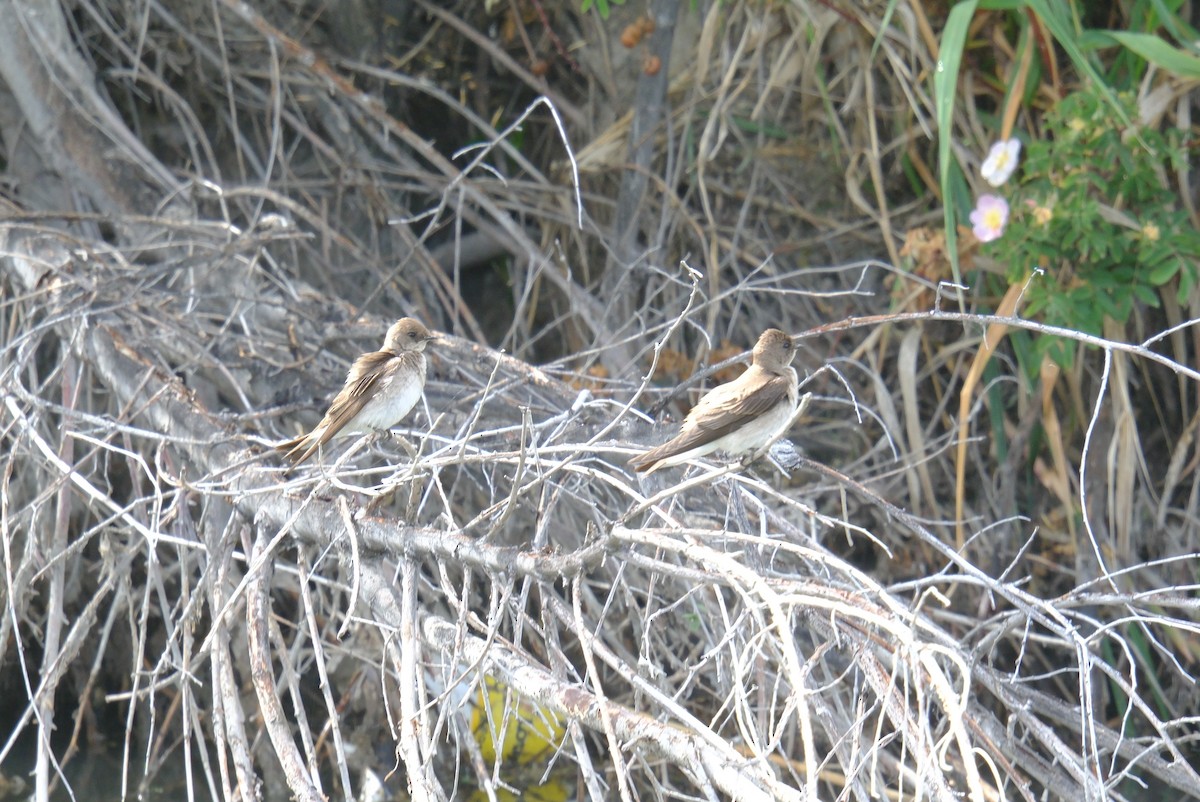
970,194 -> 1009,243
981,138 -> 1022,187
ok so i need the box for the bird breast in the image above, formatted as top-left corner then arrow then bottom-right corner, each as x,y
711,394 -> 795,454
350,353 -> 426,431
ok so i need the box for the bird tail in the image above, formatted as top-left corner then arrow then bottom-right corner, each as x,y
628,443 -> 671,474
275,434 -> 314,465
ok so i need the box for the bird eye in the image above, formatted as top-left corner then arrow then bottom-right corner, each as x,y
409,331 -> 418,339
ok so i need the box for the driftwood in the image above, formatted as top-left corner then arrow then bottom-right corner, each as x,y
5,224 -> 1200,801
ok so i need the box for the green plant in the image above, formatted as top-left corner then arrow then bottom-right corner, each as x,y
987,88 -> 1199,369
933,0 -> 1200,292
580,0 -> 626,20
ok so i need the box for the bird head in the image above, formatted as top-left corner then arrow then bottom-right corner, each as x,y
752,328 -> 796,369
385,318 -> 437,353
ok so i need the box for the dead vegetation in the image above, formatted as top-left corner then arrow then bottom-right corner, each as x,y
1,1 -> 1198,801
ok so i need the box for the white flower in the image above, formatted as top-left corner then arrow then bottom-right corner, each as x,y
970,195 -> 1009,243
981,138 -> 1022,187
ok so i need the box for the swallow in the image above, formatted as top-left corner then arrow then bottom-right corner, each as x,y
277,317 -> 436,465
631,328 -> 798,473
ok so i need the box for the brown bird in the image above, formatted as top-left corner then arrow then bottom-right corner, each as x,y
630,329 -> 799,474
277,318 -> 436,465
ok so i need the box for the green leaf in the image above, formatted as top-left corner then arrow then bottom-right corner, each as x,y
581,0 -> 619,19
1133,282 -> 1160,307
1147,257 -> 1182,285
1024,0 -> 1132,125
1177,265 -> 1197,302
935,0 -> 978,304
872,0 -> 900,61
1096,30 -> 1200,78
1148,0 -> 1200,44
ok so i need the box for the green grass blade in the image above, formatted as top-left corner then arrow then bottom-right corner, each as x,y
935,0 -> 978,307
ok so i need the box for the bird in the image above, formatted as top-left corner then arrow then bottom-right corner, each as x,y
277,317 -> 437,465
630,328 -> 799,474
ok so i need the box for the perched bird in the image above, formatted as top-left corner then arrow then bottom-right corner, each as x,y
277,317 -> 436,465
630,328 -> 799,474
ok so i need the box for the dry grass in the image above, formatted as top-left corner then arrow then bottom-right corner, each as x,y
1,1 -> 1197,801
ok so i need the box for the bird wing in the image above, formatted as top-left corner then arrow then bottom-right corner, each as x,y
313,350 -> 396,446
630,369 -> 791,470
277,349 -> 394,464
680,370 -> 791,440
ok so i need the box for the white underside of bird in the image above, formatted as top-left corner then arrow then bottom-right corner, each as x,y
639,385 -> 796,472
318,355 -> 423,440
